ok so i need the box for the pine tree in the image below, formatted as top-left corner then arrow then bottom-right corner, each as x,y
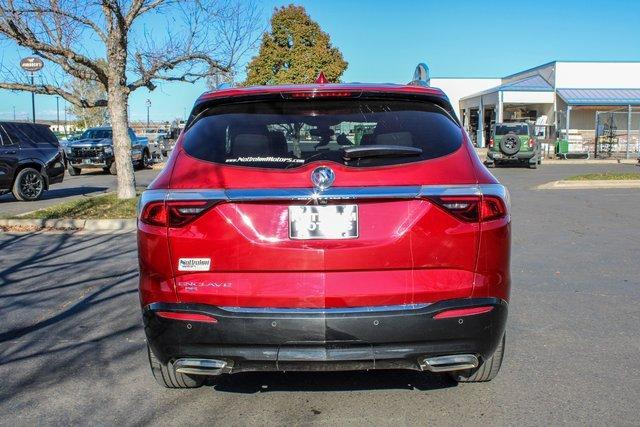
244,5 -> 348,85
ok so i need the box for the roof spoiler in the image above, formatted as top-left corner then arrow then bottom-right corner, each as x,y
408,63 -> 430,87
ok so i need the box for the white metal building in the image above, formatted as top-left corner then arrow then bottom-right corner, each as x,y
432,61 -> 640,157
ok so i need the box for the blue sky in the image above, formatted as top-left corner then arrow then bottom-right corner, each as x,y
1,0 -> 639,122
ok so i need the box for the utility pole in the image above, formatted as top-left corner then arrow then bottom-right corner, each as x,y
627,105 -> 632,160
13,106 -> 16,120
146,99 -> 151,129
63,100 -> 68,136
56,96 -> 60,132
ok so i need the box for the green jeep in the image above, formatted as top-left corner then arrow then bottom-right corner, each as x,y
485,122 -> 541,169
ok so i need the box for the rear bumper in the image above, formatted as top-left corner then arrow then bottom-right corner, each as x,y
45,155 -> 65,185
68,156 -> 111,168
487,150 -> 536,162
143,298 -> 508,373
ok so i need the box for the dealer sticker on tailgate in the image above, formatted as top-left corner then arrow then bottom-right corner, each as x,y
178,258 -> 211,271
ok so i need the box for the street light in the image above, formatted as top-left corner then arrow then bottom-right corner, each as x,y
63,99 -> 68,136
146,99 -> 151,130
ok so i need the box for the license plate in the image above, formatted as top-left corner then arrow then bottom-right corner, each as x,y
289,205 -> 358,240
83,159 -> 92,164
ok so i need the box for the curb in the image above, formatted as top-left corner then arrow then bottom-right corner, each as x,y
538,180 -> 640,190
473,149 -> 638,165
0,218 -> 137,232
541,159 -> 638,165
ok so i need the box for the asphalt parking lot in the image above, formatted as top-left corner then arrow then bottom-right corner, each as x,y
1,163 -> 639,425
0,168 -> 159,217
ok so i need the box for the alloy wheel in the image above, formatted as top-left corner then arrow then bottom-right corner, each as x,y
19,171 -> 44,199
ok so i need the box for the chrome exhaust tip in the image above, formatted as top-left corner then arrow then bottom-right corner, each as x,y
174,358 -> 231,376
419,354 -> 479,372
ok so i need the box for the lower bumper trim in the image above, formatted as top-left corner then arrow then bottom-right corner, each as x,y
144,298 -> 508,374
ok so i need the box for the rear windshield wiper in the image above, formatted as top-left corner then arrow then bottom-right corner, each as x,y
341,145 -> 423,160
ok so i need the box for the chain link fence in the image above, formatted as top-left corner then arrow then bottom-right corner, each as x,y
595,108 -> 639,159
555,107 -> 639,159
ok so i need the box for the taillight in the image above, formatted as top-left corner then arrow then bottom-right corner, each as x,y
167,201 -> 214,227
432,196 -> 480,222
140,201 -> 167,226
488,138 -> 494,148
140,200 -> 216,227
480,196 -> 507,221
430,195 -> 507,222
528,138 -> 535,149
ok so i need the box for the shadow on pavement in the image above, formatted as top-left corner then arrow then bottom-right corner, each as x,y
0,231 -> 455,424
0,186 -> 108,203
0,232 -> 142,409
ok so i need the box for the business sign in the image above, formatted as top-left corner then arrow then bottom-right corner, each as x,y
20,56 -> 44,72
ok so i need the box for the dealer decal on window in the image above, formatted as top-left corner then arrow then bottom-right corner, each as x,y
225,157 -> 304,164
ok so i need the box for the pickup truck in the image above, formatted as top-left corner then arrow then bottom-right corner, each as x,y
64,127 -> 151,175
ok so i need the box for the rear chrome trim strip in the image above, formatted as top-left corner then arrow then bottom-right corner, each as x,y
218,303 -> 430,314
226,186 -> 422,201
138,184 -> 509,215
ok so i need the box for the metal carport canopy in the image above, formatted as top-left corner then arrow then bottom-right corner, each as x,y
557,88 -> 640,105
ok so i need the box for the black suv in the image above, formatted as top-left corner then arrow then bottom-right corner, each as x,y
0,122 -> 65,201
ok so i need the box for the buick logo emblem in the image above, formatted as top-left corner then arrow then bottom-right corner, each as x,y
311,166 -> 335,190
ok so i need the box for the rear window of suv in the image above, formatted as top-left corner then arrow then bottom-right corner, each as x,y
494,124 -> 529,136
182,99 -> 462,169
0,122 -> 58,146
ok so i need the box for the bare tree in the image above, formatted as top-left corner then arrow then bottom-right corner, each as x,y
0,0 -> 261,199
67,60 -> 108,129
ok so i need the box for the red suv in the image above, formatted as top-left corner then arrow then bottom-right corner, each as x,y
138,81 -> 510,388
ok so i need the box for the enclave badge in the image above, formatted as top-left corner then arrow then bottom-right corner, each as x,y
310,166 -> 335,190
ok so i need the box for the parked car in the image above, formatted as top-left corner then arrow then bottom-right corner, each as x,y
144,128 -> 167,143
137,82 -> 511,388
485,122 -> 541,168
158,123 -> 184,156
63,132 -> 84,142
64,126 -> 151,175
0,121 -> 65,201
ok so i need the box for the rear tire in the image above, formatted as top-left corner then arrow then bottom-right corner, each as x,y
528,161 -> 538,169
67,166 -> 81,176
136,150 -> 151,170
12,167 -> 45,201
109,162 -> 117,175
147,344 -> 204,389
451,334 -> 505,383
